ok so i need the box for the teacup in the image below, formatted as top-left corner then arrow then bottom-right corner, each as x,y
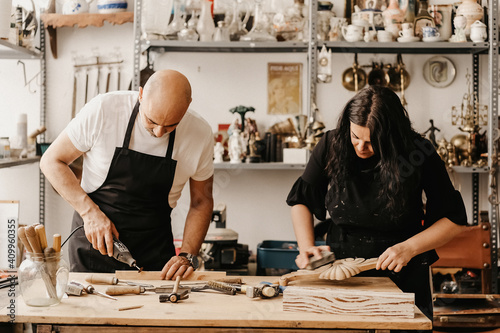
399,28 -> 414,38
422,26 -> 440,39
377,30 -> 393,42
342,24 -> 364,42
401,22 -> 413,31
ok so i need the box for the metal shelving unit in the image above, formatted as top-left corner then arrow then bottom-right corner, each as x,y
132,0 -> 499,292
0,33 -> 45,226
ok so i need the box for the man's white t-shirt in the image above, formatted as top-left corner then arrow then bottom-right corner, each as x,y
66,91 -> 214,208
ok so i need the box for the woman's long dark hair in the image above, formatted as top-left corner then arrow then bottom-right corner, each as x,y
325,85 -> 418,216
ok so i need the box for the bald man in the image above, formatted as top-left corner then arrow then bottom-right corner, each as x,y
40,70 -> 214,279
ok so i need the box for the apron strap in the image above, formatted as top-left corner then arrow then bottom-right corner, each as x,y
123,101 -> 140,150
166,129 -> 176,159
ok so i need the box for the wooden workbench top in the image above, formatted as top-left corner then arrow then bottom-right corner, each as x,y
1,273 -> 431,330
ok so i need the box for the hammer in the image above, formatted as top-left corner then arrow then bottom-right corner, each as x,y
166,276 -> 182,303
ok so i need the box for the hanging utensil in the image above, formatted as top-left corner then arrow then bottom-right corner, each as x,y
367,61 -> 390,87
342,53 -> 367,92
388,54 -> 410,92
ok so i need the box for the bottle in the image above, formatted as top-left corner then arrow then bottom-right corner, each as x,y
413,0 -> 435,39
0,137 -> 10,159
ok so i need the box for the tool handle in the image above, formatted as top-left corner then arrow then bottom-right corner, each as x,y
35,225 -> 48,251
105,285 -> 143,295
25,225 -> 42,254
18,227 -> 33,253
172,276 -> 181,294
85,274 -> 118,285
52,234 -> 61,252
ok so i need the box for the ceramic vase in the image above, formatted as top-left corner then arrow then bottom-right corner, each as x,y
429,4 -> 452,40
383,0 -> 404,29
197,0 -> 216,42
456,0 -> 484,36
97,0 -> 127,13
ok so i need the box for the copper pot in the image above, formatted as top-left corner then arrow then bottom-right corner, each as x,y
388,54 -> 410,91
342,53 -> 367,92
367,62 -> 390,86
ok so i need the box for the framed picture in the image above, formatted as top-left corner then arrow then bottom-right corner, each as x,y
267,63 -> 302,115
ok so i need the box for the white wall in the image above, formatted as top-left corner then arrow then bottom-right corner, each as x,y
0,0 -> 492,261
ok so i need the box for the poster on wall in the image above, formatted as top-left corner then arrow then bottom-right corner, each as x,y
0,201 -> 18,270
267,63 -> 302,115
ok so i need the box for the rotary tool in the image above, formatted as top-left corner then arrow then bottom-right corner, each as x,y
112,237 -> 142,272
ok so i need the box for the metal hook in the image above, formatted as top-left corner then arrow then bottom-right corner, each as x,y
17,60 -> 41,94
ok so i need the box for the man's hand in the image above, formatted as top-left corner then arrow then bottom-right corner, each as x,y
376,242 -> 414,272
160,256 -> 194,280
82,208 -> 119,256
295,245 -> 331,269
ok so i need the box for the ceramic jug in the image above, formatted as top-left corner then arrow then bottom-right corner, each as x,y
62,0 -> 94,14
342,24 -> 364,42
97,0 -> 127,13
197,0 -> 216,42
456,0 -> 484,36
382,0 -> 404,29
470,20 -> 487,42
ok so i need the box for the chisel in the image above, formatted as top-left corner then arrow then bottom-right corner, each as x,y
85,274 -> 153,288
105,285 -> 190,296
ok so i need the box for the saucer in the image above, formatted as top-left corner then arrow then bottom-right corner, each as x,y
397,36 -> 420,43
423,36 -> 443,42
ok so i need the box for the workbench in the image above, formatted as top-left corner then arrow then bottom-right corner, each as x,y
0,273 -> 431,332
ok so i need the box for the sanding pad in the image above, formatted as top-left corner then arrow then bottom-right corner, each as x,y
306,251 -> 336,270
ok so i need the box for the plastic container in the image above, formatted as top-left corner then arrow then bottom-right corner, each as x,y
256,240 -> 326,274
18,252 -> 69,307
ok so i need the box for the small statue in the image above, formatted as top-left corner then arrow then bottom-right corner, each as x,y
229,105 -> 255,132
214,142 -> 224,163
423,119 -> 440,147
436,138 -> 449,163
247,133 -> 261,163
228,129 -> 244,163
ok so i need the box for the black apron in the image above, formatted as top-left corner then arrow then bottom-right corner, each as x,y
326,160 -> 435,324
69,102 -> 177,273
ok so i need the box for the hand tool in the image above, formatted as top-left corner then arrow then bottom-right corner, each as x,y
191,280 -> 237,295
238,283 -> 280,299
306,251 -> 336,270
85,274 -> 154,288
66,280 -> 85,296
104,284 -> 190,296
35,225 -> 48,251
112,237 -> 142,272
163,276 -> 183,303
43,247 -> 57,286
18,227 -> 33,253
70,281 -> 117,300
24,225 -> 42,254
53,234 -> 61,252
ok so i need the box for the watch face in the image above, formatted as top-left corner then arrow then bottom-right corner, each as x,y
191,255 -> 199,269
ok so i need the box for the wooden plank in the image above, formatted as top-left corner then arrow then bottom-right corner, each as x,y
115,270 -> 226,281
283,286 -> 415,318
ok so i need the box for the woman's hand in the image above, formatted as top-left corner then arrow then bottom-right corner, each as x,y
376,242 -> 415,272
295,245 -> 331,269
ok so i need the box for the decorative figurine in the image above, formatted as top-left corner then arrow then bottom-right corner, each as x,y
228,129 -> 244,163
423,119 -> 440,147
214,142 -> 224,163
449,15 -> 467,42
436,138 -> 449,163
229,105 -> 255,132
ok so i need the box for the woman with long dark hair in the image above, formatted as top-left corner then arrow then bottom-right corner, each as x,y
287,85 -> 467,322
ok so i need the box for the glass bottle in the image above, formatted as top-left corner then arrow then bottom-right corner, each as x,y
413,0 -> 435,39
197,0 -> 216,42
240,0 -> 276,42
0,137 -> 10,159
166,0 -> 187,39
18,252 -> 69,307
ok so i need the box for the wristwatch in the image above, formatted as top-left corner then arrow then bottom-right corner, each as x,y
178,252 -> 199,270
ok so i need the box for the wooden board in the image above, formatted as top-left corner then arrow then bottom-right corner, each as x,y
115,270 -> 226,281
283,286 -> 415,318
0,274 -> 431,330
